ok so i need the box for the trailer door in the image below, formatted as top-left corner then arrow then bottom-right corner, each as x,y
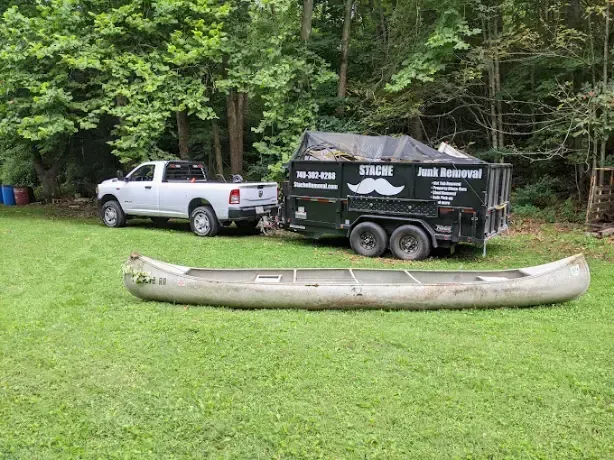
484,165 -> 512,238
287,161 -> 343,230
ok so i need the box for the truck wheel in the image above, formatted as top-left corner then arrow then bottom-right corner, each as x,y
150,217 -> 169,227
190,206 -> 219,237
389,225 -> 431,261
101,200 -> 126,228
349,222 -> 388,257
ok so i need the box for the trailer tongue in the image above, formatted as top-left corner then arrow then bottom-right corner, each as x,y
279,131 -> 512,260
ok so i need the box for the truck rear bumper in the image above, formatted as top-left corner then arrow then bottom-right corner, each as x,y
228,204 -> 276,221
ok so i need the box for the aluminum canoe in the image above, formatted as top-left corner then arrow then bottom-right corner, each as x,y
123,253 -> 590,310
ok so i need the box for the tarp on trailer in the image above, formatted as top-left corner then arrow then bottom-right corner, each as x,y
292,131 -> 486,164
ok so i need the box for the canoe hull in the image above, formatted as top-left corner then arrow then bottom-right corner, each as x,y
123,254 -> 590,310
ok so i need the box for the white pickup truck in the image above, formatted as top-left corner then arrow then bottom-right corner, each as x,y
96,161 -> 278,236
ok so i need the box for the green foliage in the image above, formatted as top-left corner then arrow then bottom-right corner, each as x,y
220,0 -> 336,180
0,1 -> 101,155
387,8 -> 481,92
0,155 -> 36,187
513,174 -> 584,223
90,0 -> 229,163
513,198 -> 584,224
513,176 -> 561,208
1,0 -> 614,204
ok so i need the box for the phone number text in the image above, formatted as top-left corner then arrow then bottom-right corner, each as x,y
295,171 -> 336,180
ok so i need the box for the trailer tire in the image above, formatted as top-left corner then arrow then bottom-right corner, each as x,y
190,206 -> 219,237
389,225 -> 431,261
101,200 -> 126,228
349,222 -> 388,258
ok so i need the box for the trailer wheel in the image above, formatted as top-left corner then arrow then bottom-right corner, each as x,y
389,225 -> 431,261
349,222 -> 388,257
190,206 -> 219,237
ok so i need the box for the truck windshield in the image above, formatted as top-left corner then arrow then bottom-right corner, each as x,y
165,163 -> 208,182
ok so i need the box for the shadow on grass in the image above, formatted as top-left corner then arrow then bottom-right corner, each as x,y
2,206 -> 264,238
4,205 -> 509,260
127,219 -> 264,238
289,234 -> 495,261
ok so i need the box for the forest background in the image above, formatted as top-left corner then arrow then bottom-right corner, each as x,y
2,0 -> 613,221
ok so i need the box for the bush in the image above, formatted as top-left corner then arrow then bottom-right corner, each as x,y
513,204 -> 557,223
513,176 -> 560,208
0,156 -> 37,187
512,198 -> 584,223
558,198 -> 585,223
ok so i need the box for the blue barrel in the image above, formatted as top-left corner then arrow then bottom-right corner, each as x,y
0,186 -> 3,205
2,185 -> 16,206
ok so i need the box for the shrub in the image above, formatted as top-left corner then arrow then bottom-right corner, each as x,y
513,176 -> 560,208
0,156 -> 37,187
512,198 -> 584,223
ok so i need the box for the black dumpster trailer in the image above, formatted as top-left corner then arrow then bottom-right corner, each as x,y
280,131 -> 512,260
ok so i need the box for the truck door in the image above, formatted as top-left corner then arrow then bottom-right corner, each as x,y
120,164 -> 159,214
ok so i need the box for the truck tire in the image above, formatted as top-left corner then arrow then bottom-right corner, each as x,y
389,225 -> 431,261
349,222 -> 388,257
101,200 -> 126,228
190,206 -> 219,237
150,217 -> 169,227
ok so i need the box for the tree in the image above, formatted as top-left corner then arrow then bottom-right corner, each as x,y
337,0 -> 354,104
0,1 -> 104,199
176,110 -> 190,160
301,0 -> 314,41
1,0 -> 613,205
212,119 -> 224,176
90,0 -> 229,163
220,0 -> 336,179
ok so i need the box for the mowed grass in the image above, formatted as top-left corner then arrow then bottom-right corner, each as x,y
0,206 -> 613,459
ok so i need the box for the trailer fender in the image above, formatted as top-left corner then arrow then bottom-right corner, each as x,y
350,215 -> 438,248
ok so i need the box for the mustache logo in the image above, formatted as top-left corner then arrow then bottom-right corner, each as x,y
347,178 -> 405,196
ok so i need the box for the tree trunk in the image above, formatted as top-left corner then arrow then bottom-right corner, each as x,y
600,1 -> 610,185
494,17 -> 503,148
32,150 -> 61,202
227,90 -> 247,175
337,0 -> 354,105
176,110 -> 190,160
485,18 -> 498,149
208,141 -> 213,178
410,116 -> 424,142
301,0 -> 314,41
212,119 -> 223,177
575,163 -> 584,203
375,0 -> 387,44
566,0 -> 582,30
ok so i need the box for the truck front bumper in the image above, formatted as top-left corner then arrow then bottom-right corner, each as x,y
228,204 -> 277,221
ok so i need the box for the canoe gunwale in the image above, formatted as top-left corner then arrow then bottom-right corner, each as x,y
128,253 -> 588,288
123,253 -> 590,309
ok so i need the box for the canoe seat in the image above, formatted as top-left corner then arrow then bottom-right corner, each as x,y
476,276 -> 509,282
255,275 -> 283,283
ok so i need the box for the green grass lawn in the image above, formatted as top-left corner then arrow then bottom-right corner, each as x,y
1,206 -> 613,459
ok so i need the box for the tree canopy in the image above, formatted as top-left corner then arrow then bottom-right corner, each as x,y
1,0 -> 613,206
